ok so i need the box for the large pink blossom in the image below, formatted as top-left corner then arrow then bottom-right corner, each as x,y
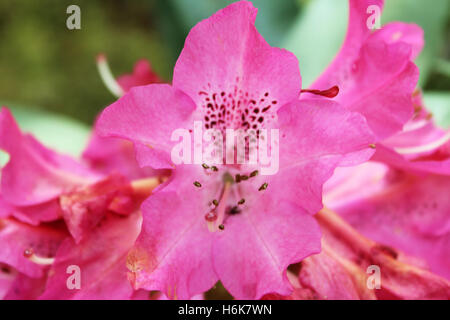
98,1 -> 376,299
286,0 -> 450,299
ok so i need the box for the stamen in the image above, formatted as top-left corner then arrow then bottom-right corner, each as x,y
394,131 -> 450,155
238,198 -> 245,205
211,166 -> 219,172
249,170 -> 259,177
222,172 -> 234,184
193,181 -> 202,188
369,144 -> 376,149
212,199 -> 219,206
258,182 -> 268,191
212,181 -> 232,231
218,224 -> 225,230
23,248 -> 55,266
96,54 -> 124,98
202,163 -> 210,169
300,85 -> 339,98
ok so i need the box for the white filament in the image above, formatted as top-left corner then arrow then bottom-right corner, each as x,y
96,54 -> 124,98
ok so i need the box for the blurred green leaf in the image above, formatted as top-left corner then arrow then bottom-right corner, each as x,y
381,0 -> 449,86
1,103 -> 90,158
168,0 -> 299,46
282,0 -> 347,88
423,92 -> 450,129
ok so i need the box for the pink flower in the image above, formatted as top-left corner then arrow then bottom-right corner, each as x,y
309,0 -> 449,174
304,0 -> 420,142
294,0 -> 450,300
96,55 -> 161,98
98,1 -> 375,299
325,162 -> 450,283
0,108 -> 162,299
117,59 -> 161,93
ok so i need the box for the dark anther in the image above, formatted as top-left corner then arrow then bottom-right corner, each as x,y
202,163 -> 210,169
218,224 -> 225,230
258,182 -> 268,191
249,170 -> 258,177
212,199 -> 219,206
238,198 -> 245,205
193,181 -> 202,188
240,175 -> 249,181
235,174 -> 242,183
211,166 -> 219,172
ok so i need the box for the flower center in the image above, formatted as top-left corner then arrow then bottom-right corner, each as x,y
193,165 -> 267,232
197,84 -> 278,133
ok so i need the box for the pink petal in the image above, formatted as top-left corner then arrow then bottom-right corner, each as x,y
372,145 -> 450,176
97,84 -> 196,169
117,59 -> 161,92
59,174 -> 135,243
128,166 -> 218,300
173,1 -> 301,112
39,212 -> 141,300
339,46 -> 418,140
212,200 -> 321,299
0,264 -> 16,299
0,218 -> 67,278
310,0 -> 384,90
0,108 -> 101,206
0,196 -> 61,225
327,165 -> 450,280
310,0 -> 421,140
298,252 -> 374,300
3,272 -> 47,300
82,128 -> 159,180
316,208 -> 450,300
278,98 -> 375,170
369,22 -> 424,60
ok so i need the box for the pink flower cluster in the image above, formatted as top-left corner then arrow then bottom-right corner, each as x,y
0,0 -> 449,300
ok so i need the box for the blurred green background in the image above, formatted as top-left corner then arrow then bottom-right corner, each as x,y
0,0 -> 449,157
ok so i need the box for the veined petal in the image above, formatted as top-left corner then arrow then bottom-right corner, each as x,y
213,200 -> 321,299
0,218 -> 67,278
173,1 -> 301,113
97,84 -> 196,169
309,0 -> 421,140
0,108 -> 101,206
128,166 -> 218,299
39,212 -> 141,300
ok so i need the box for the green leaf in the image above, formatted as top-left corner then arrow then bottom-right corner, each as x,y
381,0 -> 449,86
423,92 -> 450,129
1,103 -> 91,158
168,0 -> 299,46
282,0 -> 347,88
